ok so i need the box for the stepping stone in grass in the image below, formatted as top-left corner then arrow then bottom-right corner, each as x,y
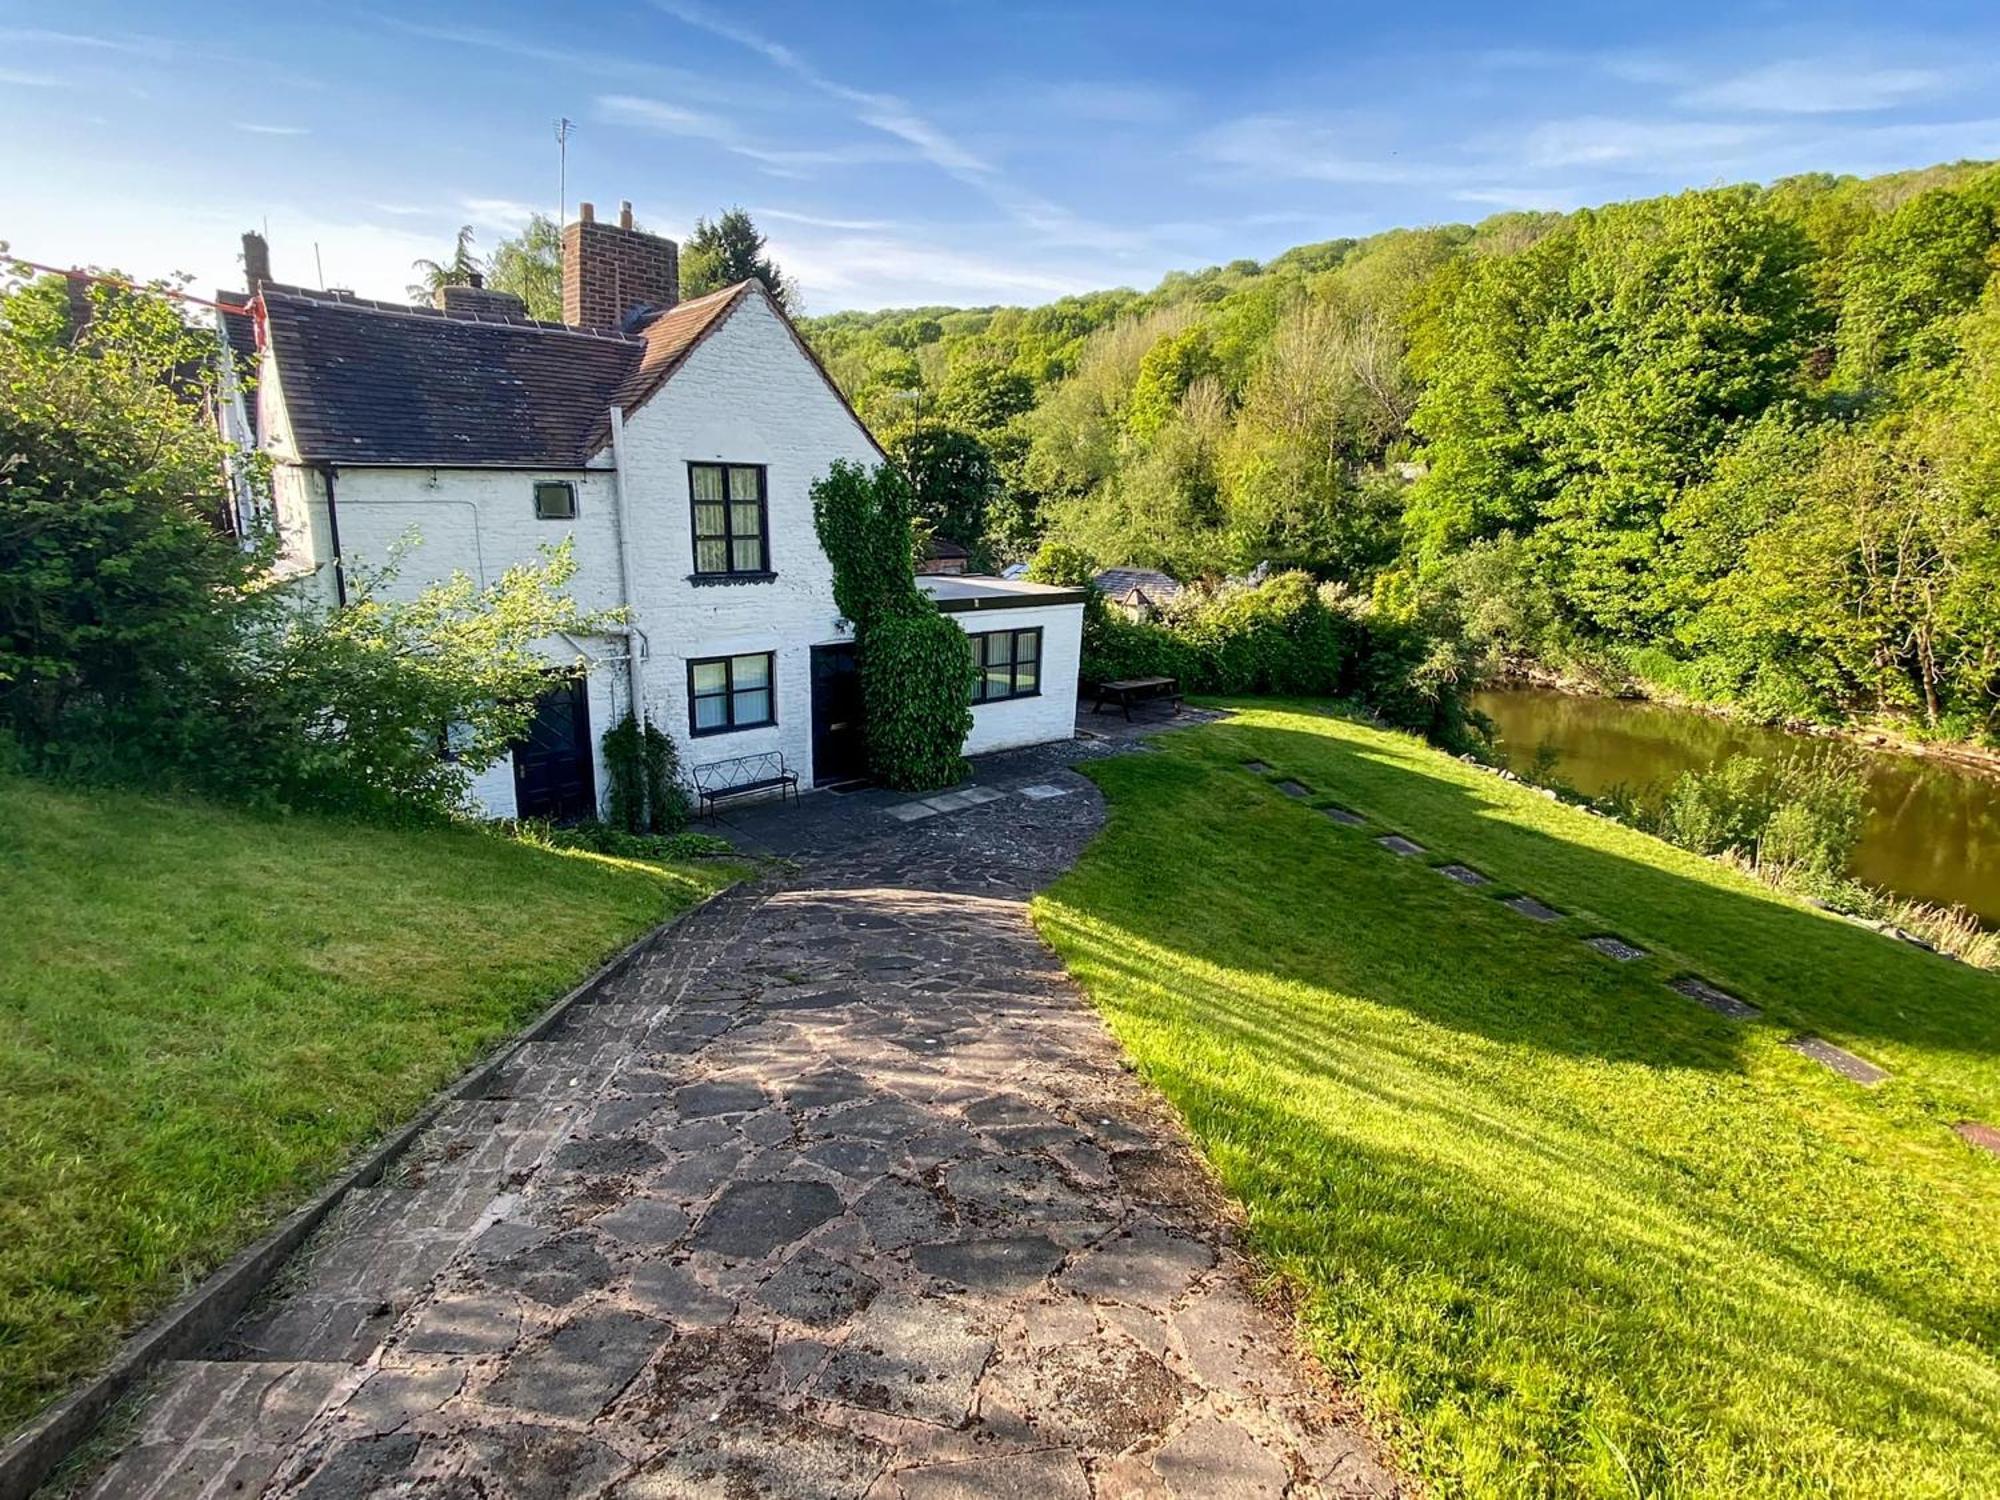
1786,1035 -> 1888,1087
1241,759 -> 1272,773
1503,895 -> 1562,922
1436,863 -> 1489,886
1019,783 -> 1069,801
1377,835 -> 1426,857
1276,780 -> 1312,798
1322,805 -> 1368,828
1669,975 -> 1761,1021
1584,935 -> 1648,962
1955,1122 -> 2000,1156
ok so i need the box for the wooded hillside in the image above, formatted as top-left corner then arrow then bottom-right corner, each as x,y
806,161 -> 2000,742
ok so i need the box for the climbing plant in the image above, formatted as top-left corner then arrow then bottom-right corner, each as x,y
602,712 -> 690,833
811,460 -> 975,791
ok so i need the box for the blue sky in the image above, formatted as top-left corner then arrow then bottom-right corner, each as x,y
4,1 -> 1999,312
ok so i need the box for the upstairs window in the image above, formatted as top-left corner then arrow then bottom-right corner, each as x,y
689,651 -> 775,735
533,480 -> 577,520
971,627 -> 1041,703
690,463 -> 769,576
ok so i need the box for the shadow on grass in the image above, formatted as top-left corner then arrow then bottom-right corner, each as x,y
1175,709 -> 2000,1105
1032,706 -> 2000,1493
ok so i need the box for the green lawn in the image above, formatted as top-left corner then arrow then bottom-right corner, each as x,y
1035,703 -> 2000,1499
0,775 -> 736,1432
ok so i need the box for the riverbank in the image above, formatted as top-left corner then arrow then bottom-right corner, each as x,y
1489,658 -> 2000,781
1472,684 -> 2000,951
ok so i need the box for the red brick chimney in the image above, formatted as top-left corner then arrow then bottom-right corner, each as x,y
562,200 -> 679,332
241,230 -> 272,290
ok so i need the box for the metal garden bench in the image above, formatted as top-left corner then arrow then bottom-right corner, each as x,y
692,751 -> 800,817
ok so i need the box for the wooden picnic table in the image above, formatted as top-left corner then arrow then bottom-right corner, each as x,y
1092,675 -> 1183,722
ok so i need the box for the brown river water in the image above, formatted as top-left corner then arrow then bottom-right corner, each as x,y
1470,687 -> 2000,924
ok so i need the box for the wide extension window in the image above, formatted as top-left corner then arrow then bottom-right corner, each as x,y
971,627 -> 1041,704
689,651 -> 775,735
533,480 -> 577,520
689,463 -> 769,576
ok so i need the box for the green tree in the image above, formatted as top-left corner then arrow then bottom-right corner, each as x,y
894,426 -> 996,550
1833,187 -> 1996,391
487,213 -> 563,320
408,225 -> 482,303
1127,326 -> 1219,440
681,208 -> 796,310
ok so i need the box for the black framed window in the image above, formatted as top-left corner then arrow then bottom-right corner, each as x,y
689,463 -> 769,576
534,480 -> 577,520
970,627 -> 1041,704
689,651 -> 775,735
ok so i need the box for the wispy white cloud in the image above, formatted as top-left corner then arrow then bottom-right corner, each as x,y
775,232 -> 1096,306
753,207 -> 903,232
234,122 -> 308,137
0,28 -> 151,52
1451,186 -> 1582,213
645,0 -> 1148,255
650,0 -> 992,176
1519,116 -> 1769,170
1681,59 -> 1950,114
594,94 -> 906,174
0,68 -> 67,88
1196,114 -> 1460,186
460,197 -> 539,233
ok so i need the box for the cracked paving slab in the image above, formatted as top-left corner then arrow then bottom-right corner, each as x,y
80,732 -> 1398,1499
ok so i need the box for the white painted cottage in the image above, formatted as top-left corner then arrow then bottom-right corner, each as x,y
226,204 -> 1084,820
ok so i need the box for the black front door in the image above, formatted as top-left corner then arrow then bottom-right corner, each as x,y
512,676 -> 596,822
810,643 -> 866,785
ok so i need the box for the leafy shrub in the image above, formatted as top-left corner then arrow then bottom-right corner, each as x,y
860,610 -> 976,791
603,713 -> 690,834
1652,750 -> 1866,878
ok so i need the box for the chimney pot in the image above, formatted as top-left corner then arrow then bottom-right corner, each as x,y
619,200 -> 634,230
468,270 -> 484,288
579,201 -> 595,224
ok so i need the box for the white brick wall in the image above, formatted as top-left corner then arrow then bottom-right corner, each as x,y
950,604 -> 1084,756
259,287 -> 1081,815
616,292 -> 877,792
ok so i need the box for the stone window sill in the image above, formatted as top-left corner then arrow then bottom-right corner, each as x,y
687,571 -> 778,587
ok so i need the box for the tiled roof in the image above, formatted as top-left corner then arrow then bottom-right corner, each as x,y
261,278 -> 868,470
261,287 -> 647,467
1094,567 -> 1183,604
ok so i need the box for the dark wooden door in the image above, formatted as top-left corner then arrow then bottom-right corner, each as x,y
810,643 -> 866,785
512,676 -> 596,822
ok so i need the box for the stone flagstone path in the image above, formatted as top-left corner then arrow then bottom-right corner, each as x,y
84,731 -> 1397,1499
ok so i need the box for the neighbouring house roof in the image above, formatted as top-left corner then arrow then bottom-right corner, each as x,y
1093,567 -> 1183,606
924,537 -> 970,560
259,278 -> 838,469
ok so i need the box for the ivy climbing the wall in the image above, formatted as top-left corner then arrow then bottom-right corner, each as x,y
602,712 -> 691,833
811,460 -> 976,791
